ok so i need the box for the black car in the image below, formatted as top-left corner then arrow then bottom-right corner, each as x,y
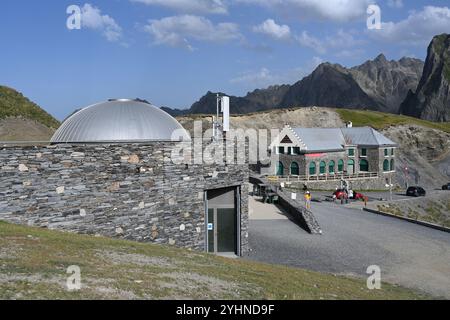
442,183 -> 450,190
406,186 -> 426,197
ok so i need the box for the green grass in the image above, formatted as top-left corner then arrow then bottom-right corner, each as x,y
0,86 -> 60,128
0,221 -> 429,300
335,108 -> 450,133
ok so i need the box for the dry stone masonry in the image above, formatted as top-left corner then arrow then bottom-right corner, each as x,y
0,142 -> 249,254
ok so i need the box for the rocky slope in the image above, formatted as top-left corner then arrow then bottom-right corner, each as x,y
0,86 -> 59,141
280,63 -> 380,110
400,34 -> 450,122
165,55 -> 423,116
382,125 -> 450,187
350,55 -> 424,114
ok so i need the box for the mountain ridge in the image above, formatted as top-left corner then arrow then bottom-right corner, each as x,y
163,54 -> 424,118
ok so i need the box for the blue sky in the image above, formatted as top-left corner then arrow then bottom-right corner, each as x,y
1,0 -> 450,120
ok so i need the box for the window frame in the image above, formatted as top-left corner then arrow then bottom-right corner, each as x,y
383,159 -> 390,172
338,159 -> 344,172
348,148 -> 355,157
361,148 -> 367,157
290,162 -> 300,176
319,161 -> 327,175
329,160 -> 336,174
360,159 -> 369,172
309,162 -> 317,176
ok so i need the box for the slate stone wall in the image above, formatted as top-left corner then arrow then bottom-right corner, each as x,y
0,142 -> 249,254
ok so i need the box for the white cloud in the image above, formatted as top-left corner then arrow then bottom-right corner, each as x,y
296,29 -> 363,55
253,19 -> 291,40
368,6 -> 450,45
387,0 -> 403,9
236,0 -> 371,22
296,31 -> 326,54
144,15 -> 242,50
230,57 -> 324,87
231,67 -> 275,86
130,0 -> 228,14
81,4 -> 122,42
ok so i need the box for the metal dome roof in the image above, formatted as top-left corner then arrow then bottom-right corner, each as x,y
51,99 -> 190,143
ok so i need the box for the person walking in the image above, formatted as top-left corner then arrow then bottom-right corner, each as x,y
304,191 -> 312,210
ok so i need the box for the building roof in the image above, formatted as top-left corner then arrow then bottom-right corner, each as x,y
288,126 -> 396,152
51,99 -> 190,143
341,127 -> 397,146
291,128 -> 346,152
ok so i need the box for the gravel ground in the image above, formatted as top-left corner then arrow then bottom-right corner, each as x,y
245,199 -> 450,299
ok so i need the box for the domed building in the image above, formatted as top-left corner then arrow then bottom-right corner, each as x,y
51,99 -> 190,144
0,98 -> 249,257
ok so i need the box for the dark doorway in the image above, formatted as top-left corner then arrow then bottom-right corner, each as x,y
206,187 -> 239,255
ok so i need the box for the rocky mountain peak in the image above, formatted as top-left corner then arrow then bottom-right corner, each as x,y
400,34 -> 450,122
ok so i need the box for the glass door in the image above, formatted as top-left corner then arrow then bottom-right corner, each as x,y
207,208 -> 237,254
217,208 -> 236,253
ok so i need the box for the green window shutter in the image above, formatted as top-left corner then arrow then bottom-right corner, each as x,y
320,161 -> 326,174
276,162 -> 284,176
309,162 -> 316,175
361,148 -> 367,156
338,160 -> 344,172
360,159 -> 369,172
383,160 -> 390,172
329,161 -> 335,173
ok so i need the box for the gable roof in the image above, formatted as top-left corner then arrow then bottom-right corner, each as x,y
291,128 -> 345,152
286,126 -> 396,152
341,127 -> 396,146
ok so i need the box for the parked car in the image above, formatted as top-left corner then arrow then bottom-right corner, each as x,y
333,189 -> 365,200
406,186 -> 426,197
442,183 -> 450,190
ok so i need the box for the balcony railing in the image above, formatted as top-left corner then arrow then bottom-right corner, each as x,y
268,172 -> 379,183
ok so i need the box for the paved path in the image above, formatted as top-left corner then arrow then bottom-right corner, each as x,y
246,197 -> 450,298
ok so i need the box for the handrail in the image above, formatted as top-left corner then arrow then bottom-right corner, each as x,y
269,172 -> 380,183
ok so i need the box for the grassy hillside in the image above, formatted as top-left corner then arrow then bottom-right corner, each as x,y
335,109 -> 450,133
0,86 -> 60,129
0,222 -> 428,300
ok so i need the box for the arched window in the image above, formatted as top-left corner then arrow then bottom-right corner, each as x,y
309,162 -> 317,175
290,162 -> 299,176
390,159 -> 395,171
329,160 -> 335,174
348,159 -> 355,174
338,159 -> 344,172
276,162 -> 284,176
360,159 -> 369,172
320,161 -> 326,175
383,159 -> 390,172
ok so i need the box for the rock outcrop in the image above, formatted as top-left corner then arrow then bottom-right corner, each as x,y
400,34 -> 450,122
350,54 -> 424,114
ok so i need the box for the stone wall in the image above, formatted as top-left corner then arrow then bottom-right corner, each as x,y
0,142 -> 249,254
